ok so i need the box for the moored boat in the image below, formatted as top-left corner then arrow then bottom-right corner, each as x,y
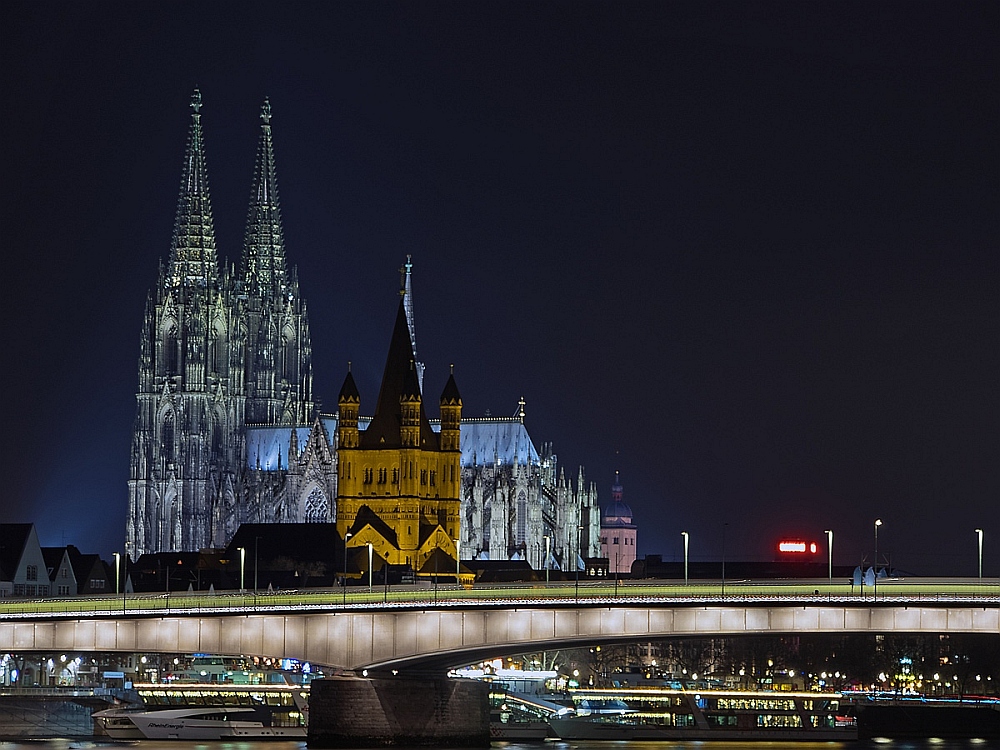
548,686 -> 857,741
93,680 -> 308,740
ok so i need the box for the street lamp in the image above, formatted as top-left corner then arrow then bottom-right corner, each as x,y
544,535 -> 550,584
384,551 -> 390,602
681,531 -> 689,584
721,522 -> 728,599
113,552 -> 120,596
824,530 -> 833,581
874,519 -> 882,600
254,536 -> 262,593
576,525 -> 583,601
237,547 -> 246,592
454,538 -> 461,586
367,543 -> 373,592
976,529 -> 984,579
343,532 -> 352,605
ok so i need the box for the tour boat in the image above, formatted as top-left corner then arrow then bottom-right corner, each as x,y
94,680 -> 308,740
548,686 -> 857,741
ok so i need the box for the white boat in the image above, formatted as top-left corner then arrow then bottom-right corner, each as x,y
94,680 -> 308,740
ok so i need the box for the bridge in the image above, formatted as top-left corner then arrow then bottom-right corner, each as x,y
1,579 -> 997,672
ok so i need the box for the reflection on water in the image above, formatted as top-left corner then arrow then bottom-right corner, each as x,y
2,739 -> 996,750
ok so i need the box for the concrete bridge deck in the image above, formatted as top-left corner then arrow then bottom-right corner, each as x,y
1,579 -> 996,672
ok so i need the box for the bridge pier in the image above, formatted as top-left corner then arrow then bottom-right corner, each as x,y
307,675 -> 490,748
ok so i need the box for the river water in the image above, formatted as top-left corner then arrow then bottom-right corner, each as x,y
2,739 -> 995,749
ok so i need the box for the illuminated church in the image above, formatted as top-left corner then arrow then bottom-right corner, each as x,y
127,92 -> 599,573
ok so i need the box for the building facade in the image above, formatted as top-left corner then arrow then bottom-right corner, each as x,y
127,92 -> 318,557
336,299 -> 462,578
127,93 -> 599,569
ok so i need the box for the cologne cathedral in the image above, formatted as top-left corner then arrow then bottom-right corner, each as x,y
127,92 -> 600,572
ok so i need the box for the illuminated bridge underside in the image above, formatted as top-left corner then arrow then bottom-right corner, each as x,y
2,605 -> 997,671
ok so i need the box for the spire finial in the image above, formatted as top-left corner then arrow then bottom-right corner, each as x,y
348,360 -> 352,372
518,396 -> 526,424
190,88 -> 202,114
261,98 -> 272,125
450,363 -> 454,374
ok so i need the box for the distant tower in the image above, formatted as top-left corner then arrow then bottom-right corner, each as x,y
127,90 -> 238,556
600,471 -> 637,575
336,297 -> 461,580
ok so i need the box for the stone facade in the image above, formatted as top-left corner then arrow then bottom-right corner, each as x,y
127,93 -> 599,568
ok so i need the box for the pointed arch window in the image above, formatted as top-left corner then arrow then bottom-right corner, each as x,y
161,412 -> 175,462
208,322 -> 227,377
210,414 -> 223,461
516,490 -> 528,545
305,488 -> 328,522
163,324 -> 179,376
282,330 -> 297,382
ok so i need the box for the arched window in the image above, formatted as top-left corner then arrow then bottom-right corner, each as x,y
161,412 -> 175,462
516,490 -> 528,545
282,331 -> 297,382
304,488 -> 328,522
163,324 -> 178,376
211,415 -> 223,461
208,323 -> 227,377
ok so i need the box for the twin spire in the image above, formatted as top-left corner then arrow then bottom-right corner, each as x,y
167,89 -> 217,288
166,89 -> 287,300
241,97 -> 288,300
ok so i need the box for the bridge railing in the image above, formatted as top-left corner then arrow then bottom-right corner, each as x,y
0,578 -> 997,619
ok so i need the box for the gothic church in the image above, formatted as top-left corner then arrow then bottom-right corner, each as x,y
127,92 -> 599,572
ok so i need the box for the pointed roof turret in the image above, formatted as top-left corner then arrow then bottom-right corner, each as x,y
361,298 -> 438,449
338,364 -> 360,403
241,98 -> 288,300
167,89 -> 219,289
440,364 -> 461,405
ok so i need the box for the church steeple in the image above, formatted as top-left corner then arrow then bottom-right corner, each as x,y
166,89 -> 218,289
401,255 -> 425,391
239,99 -> 315,425
241,98 -> 288,300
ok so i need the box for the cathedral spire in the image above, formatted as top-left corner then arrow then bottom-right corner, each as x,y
400,255 -> 425,391
241,97 -> 288,300
166,88 -> 219,289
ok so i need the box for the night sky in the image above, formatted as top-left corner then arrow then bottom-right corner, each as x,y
4,2 -> 997,576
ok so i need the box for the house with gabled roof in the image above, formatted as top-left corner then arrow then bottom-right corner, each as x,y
41,547 -> 78,596
0,523 -> 50,598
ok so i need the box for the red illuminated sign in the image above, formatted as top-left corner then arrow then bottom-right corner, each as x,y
777,540 -> 818,554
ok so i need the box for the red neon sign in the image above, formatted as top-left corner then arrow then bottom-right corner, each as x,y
777,540 -> 818,554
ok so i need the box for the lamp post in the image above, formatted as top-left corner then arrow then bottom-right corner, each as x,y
113,552 -> 120,596
544,535 -> 550,585
614,551 -> 619,598
384,551 -> 390,603
681,531 -> 689,584
576,525 -> 583,601
237,547 -> 246,592
254,536 -> 261,594
824,530 -> 833,581
874,519 -> 882,601
343,532 -> 352,605
367,543 -> 373,593
721,522 -> 728,599
454,538 -> 461,586
976,528 -> 984,579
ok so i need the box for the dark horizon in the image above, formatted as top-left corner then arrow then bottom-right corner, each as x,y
4,2 -> 997,576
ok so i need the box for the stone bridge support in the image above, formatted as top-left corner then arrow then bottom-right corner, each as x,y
307,675 -> 489,748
